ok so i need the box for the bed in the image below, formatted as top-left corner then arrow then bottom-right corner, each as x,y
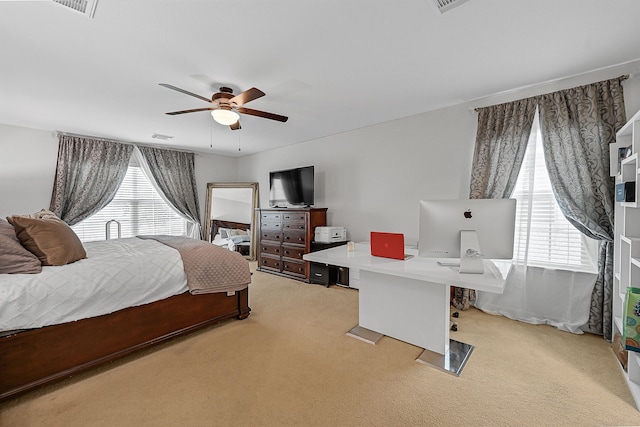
210,219 -> 252,256
0,217 -> 251,401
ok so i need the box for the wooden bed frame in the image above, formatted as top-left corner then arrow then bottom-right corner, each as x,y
0,287 -> 249,401
211,219 -> 252,256
210,219 -> 251,242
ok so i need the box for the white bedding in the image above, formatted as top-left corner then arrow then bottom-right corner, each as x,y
212,233 -> 250,252
0,237 -> 188,331
212,234 -> 232,249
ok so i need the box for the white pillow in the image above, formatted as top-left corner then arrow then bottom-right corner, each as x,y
218,227 -> 232,239
230,235 -> 251,244
229,228 -> 248,236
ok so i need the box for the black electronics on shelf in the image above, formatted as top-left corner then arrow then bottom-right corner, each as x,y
309,241 -> 349,288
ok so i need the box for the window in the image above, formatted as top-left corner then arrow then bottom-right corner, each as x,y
510,111 -> 598,273
72,153 -> 189,242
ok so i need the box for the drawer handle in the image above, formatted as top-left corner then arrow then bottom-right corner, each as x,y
315,273 -> 322,277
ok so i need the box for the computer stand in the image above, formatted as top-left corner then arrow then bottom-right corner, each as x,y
459,230 -> 484,274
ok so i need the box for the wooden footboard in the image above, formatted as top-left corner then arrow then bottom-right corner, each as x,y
0,288 -> 250,401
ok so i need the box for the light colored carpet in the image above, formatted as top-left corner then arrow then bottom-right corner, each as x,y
2,264 -> 640,427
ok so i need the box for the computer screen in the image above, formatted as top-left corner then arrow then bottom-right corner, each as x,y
418,199 -> 516,272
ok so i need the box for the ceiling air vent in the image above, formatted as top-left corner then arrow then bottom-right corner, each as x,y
427,0 -> 470,14
151,133 -> 174,140
52,0 -> 99,19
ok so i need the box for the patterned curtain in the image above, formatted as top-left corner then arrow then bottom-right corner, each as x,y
453,98 -> 537,309
138,146 -> 202,239
49,135 -> 133,225
537,77 -> 627,340
469,98 -> 538,198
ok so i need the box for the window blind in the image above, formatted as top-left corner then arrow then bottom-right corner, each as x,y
72,164 -> 188,242
511,115 -> 598,273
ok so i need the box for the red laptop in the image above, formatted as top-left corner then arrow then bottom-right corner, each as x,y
370,232 -> 411,260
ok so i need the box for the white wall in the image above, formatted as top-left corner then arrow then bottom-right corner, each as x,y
210,188 -> 254,224
0,123 -> 239,222
0,124 -> 58,219
3,66 -> 639,234
238,103 -> 476,246
194,153 -> 239,221
238,70 -> 640,246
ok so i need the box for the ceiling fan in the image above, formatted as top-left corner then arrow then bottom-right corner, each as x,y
159,83 -> 288,130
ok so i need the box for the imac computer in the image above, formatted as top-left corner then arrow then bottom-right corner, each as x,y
418,199 -> 517,274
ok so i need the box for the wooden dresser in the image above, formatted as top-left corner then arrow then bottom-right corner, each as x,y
256,207 -> 327,282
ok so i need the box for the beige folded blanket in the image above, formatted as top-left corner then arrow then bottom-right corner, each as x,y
138,235 -> 251,294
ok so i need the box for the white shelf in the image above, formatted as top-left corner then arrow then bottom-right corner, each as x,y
617,356 -> 640,410
615,315 -> 624,334
614,108 -> 640,411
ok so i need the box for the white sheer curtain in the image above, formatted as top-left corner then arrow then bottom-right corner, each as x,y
135,148 -> 200,239
476,111 -> 598,334
137,146 -> 202,239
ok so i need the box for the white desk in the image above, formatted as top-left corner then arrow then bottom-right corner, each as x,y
303,242 -> 509,375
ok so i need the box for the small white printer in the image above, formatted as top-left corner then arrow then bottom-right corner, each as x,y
315,226 -> 347,243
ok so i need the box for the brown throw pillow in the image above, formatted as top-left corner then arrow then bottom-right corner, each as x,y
0,219 -> 42,274
7,216 -> 86,266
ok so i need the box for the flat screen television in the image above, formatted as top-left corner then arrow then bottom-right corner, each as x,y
269,166 -> 314,207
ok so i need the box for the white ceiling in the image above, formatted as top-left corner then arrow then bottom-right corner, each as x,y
2,0 -> 640,157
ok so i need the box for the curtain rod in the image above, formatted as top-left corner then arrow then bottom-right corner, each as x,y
468,58 -> 640,111
470,74 -> 630,113
53,131 -> 200,156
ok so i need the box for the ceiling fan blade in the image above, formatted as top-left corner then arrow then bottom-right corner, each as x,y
165,107 -> 215,115
159,83 -> 213,103
230,87 -> 265,107
238,107 -> 288,122
230,121 -> 241,131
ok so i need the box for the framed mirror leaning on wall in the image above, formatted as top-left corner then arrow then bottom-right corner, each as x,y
203,182 -> 259,261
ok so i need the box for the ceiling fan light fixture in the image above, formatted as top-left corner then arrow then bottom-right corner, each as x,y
212,109 -> 240,126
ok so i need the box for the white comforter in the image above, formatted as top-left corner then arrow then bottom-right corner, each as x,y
0,237 -> 188,331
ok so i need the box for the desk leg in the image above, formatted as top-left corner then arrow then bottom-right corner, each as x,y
348,270 -> 475,375
357,270 -> 449,354
346,325 -> 384,345
416,340 -> 474,377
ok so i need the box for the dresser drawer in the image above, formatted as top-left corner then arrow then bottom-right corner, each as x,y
257,208 -> 327,282
283,212 -> 306,222
260,243 -> 281,257
260,212 -> 282,221
282,221 -> 305,231
281,246 -> 305,261
260,229 -> 282,242
259,255 -> 281,271
283,229 -> 306,245
260,220 -> 282,231
282,260 -> 306,278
